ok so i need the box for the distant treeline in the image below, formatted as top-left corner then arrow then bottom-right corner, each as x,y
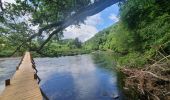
0,37 -> 89,57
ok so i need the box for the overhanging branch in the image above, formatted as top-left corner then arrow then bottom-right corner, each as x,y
0,0 -> 4,11
11,0 -> 122,55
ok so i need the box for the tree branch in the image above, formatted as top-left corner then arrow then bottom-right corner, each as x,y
11,0 -> 122,55
38,27 -> 63,51
0,0 -> 4,11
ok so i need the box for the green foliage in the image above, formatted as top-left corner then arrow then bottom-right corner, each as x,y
0,0 -> 101,56
116,52 -> 147,67
37,38 -> 87,57
84,0 -> 170,67
83,28 -> 110,50
30,0 -> 92,26
91,51 -> 117,70
0,0 -> 95,56
0,31 -> 86,57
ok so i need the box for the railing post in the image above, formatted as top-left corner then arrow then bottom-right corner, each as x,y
5,79 -> 10,86
34,73 -> 41,84
32,64 -> 38,73
16,66 -> 19,70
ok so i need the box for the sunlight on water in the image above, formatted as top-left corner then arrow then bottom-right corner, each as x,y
0,55 -> 125,100
35,55 -> 124,100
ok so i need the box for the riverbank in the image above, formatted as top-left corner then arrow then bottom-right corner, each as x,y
35,49 -> 91,57
0,49 -> 91,58
91,51 -> 170,99
0,53 -> 126,100
0,57 -> 21,61
120,58 -> 170,100
1,50 -> 169,99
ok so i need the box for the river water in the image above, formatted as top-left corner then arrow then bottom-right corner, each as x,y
0,53 -> 126,100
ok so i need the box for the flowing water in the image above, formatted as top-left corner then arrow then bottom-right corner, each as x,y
0,58 -> 20,93
0,53 -> 126,100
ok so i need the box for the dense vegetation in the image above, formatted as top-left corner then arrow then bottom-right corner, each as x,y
0,0 -> 169,99
84,0 -> 170,67
38,38 -> 90,57
0,35 -> 89,57
84,0 -> 170,99
0,0 -> 121,57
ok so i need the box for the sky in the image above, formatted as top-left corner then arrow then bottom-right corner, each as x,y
63,4 -> 120,42
3,0 -> 120,42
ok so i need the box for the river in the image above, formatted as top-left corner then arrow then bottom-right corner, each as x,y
0,53 -> 126,100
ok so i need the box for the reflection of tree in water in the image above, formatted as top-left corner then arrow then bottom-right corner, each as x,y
92,51 -> 142,100
91,51 -> 116,70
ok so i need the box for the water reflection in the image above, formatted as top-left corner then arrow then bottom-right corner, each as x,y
35,54 -> 124,100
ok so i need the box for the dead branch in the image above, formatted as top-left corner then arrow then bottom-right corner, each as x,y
143,71 -> 170,82
149,55 -> 170,67
148,91 -> 160,100
121,52 -> 169,99
158,50 -> 169,61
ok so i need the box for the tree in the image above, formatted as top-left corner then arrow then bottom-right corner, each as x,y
74,38 -> 82,48
84,0 -> 170,66
0,0 -> 123,55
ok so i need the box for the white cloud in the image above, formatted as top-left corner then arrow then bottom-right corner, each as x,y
2,0 -> 100,42
109,14 -> 119,22
63,14 -> 102,42
64,25 -> 98,42
2,0 -> 15,4
85,13 -> 102,26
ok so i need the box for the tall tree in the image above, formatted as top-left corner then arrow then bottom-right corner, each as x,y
0,0 -> 123,55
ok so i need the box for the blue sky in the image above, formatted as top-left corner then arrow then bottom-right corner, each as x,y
3,0 -> 120,42
96,4 -> 119,31
64,4 -> 120,42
